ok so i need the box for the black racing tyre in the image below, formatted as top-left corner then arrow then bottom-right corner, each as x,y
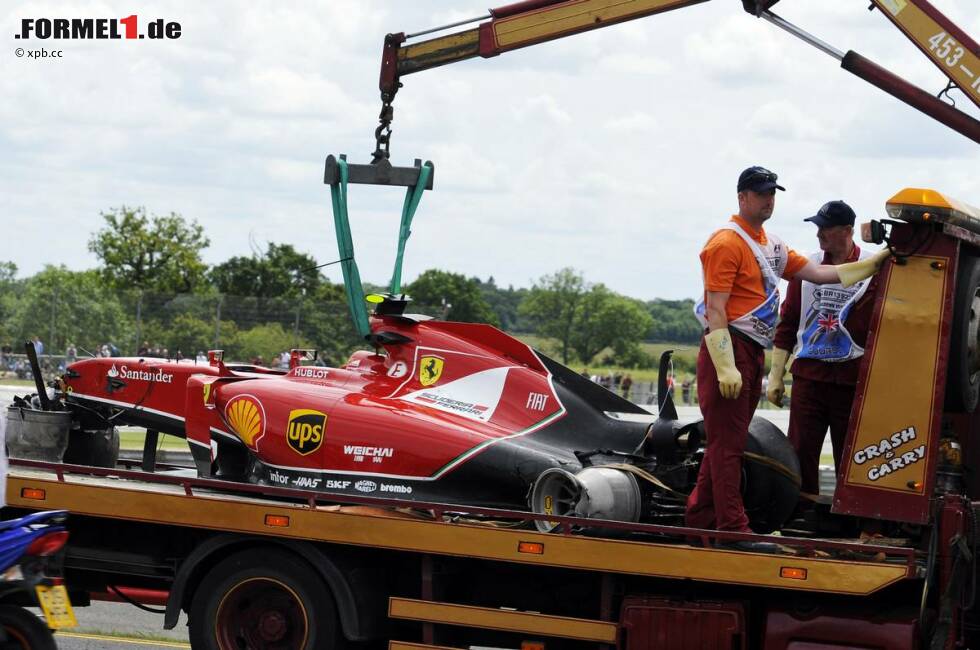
946,254 -> 980,413
189,548 -> 344,650
742,417 -> 801,534
63,426 -> 120,468
0,605 -> 57,650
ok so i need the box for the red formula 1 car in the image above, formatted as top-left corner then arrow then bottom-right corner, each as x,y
35,156 -> 800,532
59,299 -> 799,533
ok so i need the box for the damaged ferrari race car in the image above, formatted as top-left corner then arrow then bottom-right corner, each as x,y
7,155 -> 801,534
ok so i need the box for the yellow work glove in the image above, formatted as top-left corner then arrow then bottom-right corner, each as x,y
766,347 -> 791,407
837,249 -> 891,288
704,329 -> 742,399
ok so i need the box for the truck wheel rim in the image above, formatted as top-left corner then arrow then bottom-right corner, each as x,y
214,577 -> 309,649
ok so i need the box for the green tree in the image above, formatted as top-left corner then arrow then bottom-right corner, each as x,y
0,262 -> 18,344
568,287 -> 653,365
478,276 -> 528,332
298,283 -> 365,366
4,266 -> 130,354
209,243 -> 322,299
404,269 -> 499,326
645,298 -> 701,343
229,323 -> 311,365
519,268 -> 588,364
88,206 -> 210,293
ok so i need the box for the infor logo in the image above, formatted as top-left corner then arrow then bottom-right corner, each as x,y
286,409 -> 327,456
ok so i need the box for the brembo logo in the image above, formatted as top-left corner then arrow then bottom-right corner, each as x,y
107,364 -> 173,383
285,409 -> 327,456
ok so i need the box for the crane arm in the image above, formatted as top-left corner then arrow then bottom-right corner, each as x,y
370,0 -> 980,161
867,0 -> 979,111
379,0 -> 710,97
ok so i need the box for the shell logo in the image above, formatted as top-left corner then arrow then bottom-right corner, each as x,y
224,395 -> 266,450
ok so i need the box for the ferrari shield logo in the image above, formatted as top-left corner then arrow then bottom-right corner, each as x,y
419,356 -> 444,387
202,384 -> 211,405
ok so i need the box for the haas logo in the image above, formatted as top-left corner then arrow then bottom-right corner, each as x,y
286,409 -> 327,456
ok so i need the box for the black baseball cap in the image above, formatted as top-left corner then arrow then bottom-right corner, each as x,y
737,166 -> 786,193
805,200 -> 856,228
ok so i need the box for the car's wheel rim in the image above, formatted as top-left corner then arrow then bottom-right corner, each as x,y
214,577 -> 309,650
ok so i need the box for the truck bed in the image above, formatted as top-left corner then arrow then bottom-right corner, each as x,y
4,459 -> 921,597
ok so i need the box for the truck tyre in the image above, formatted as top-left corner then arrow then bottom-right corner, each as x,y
946,254 -> 980,413
189,548 -> 344,650
0,605 -> 57,650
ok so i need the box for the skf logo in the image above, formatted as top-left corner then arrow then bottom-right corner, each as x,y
419,356 -> 444,387
225,395 -> 265,450
286,409 -> 327,456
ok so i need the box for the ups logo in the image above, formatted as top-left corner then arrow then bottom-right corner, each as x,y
286,409 -> 327,456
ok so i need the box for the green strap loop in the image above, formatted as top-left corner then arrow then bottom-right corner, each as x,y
390,163 -> 433,294
329,158 -> 371,338
328,158 -> 432,339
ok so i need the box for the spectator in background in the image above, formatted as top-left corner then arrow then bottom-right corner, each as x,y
65,343 -> 77,364
31,336 -> 44,356
621,374 -> 633,400
681,378 -> 692,405
99,344 -> 110,358
196,351 -> 207,364
138,341 -> 150,356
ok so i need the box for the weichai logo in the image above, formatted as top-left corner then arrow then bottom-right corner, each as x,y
15,16 -> 181,40
286,409 -> 327,456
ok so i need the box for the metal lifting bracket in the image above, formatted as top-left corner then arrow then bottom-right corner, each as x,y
324,154 -> 434,190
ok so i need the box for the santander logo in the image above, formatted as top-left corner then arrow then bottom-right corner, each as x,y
107,363 -> 174,384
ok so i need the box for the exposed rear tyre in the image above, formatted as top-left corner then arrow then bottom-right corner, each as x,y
946,253 -> 980,413
63,426 -> 120,468
743,416 -> 801,534
189,548 -> 343,650
0,605 -> 57,650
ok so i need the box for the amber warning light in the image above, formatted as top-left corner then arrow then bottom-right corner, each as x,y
518,541 -> 544,555
264,514 -> 290,528
780,567 -> 808,580
21,488 -> 46,501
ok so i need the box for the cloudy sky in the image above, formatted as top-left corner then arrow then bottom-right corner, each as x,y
2,1 -> 978,300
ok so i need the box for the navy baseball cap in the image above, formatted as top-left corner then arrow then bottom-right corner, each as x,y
737,166 -> 786,193
806,200 -> 856,228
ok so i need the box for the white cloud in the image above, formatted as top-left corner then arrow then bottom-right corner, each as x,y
1,0 -> 977,302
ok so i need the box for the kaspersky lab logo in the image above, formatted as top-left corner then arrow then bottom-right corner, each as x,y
15,16 -> 181,40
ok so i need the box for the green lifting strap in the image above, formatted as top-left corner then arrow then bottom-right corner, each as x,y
327,157 -> 433,339
390,163 -> 433,294
328,159 -> 371,338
